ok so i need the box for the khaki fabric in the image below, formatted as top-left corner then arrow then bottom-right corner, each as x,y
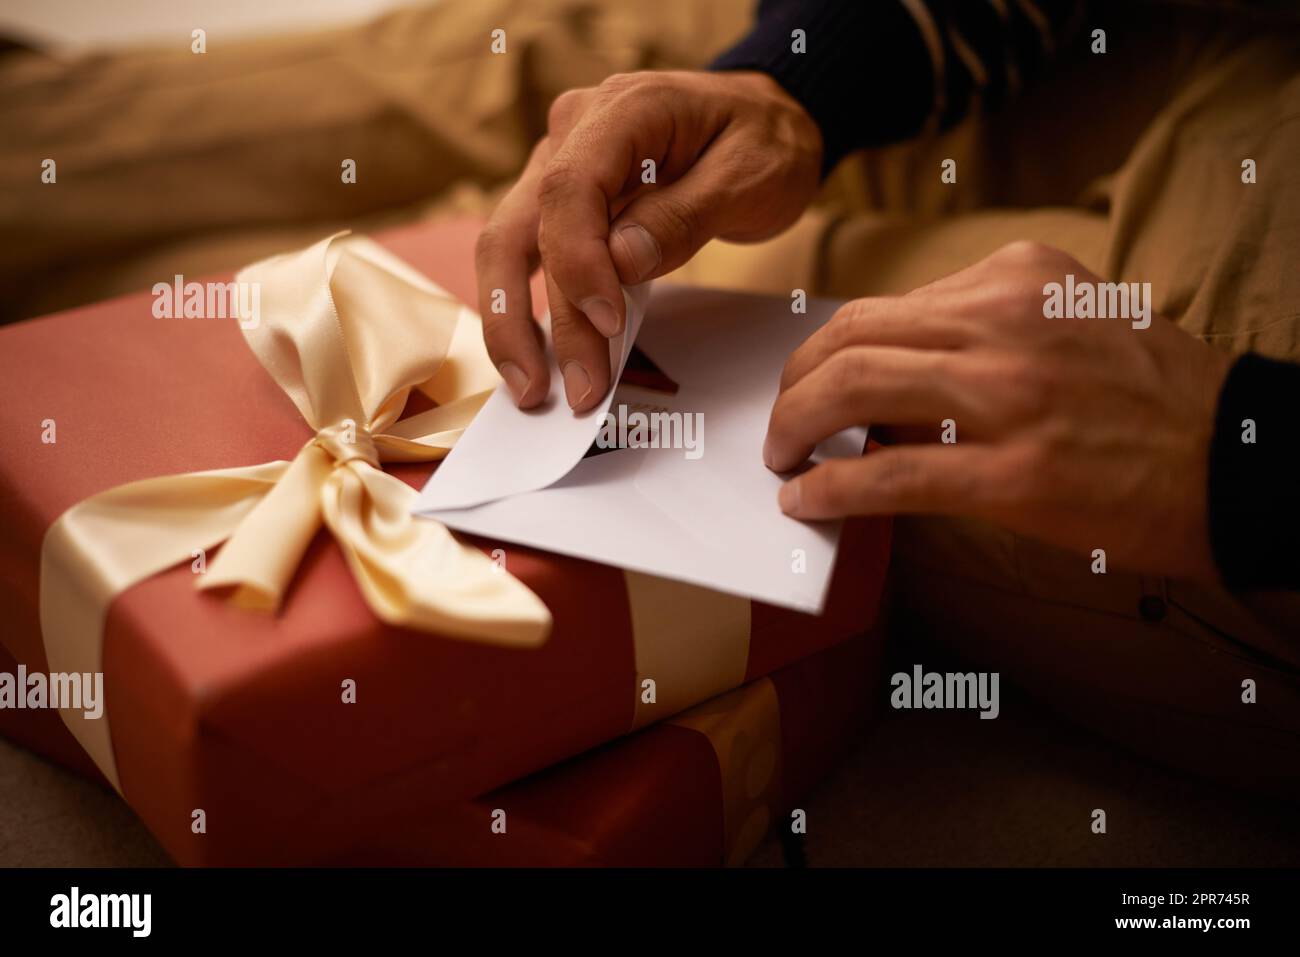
0,0 -> 753,320
2,1 -> 1298,791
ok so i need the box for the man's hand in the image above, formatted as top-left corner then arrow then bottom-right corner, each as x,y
765,241 -> 1234,583
475,70 -> 822,411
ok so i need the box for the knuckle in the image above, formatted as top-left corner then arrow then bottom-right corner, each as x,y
548,307 -> 582,345
546,89 -> 584,131
597,72 -> 641,97
605,72 -> 676,114
543,240 -> 602,290
825,348 -> 870,399
719,140 -> 772,184
651,194 -> 701,246
831,298 -> 883,344
972,277 -> 1040,322
480,316 -> 514,350
537,163 -> 579,208
995,239 -> 1056,266
832,297 -> 873,325
481,316 -> 533,364
876,453 -> 920,499
823,317 -> 858,355
549,300 -> 596,344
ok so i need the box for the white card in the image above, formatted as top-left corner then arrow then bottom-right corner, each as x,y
413,283 -> 866,614
417,284 -> 652,510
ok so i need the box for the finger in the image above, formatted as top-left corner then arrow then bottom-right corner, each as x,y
547,87 -> 646,227
545,86 -> 597,146
537,91 -> 685,338
765,346 -> 968,473
546,269 -> 611,413
778,445 -> 1000,520
605,140 -> 742,284
780,296 -> 971,392
476,143 -> 550,408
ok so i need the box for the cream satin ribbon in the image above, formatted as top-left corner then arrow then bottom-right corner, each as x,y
39,233 -> 552,792
623,571 -> 751,731
623,570 -> 761,863
669,678 -> 784,867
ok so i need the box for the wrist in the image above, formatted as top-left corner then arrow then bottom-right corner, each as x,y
723,69 -> 824,182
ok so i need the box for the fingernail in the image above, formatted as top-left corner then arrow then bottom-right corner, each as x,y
561,360 -> 592,408
613,224 -> 661,281
497,362 -> 531,405
762,436 -> 776,470
581,297 -> 622,337
779,478 -> 802,515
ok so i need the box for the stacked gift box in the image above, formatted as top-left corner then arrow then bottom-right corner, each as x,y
0,218 -> 891,866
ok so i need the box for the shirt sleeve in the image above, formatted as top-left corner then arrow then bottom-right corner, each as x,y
1208,352 -> 1300,590
710,0 -> 1085,174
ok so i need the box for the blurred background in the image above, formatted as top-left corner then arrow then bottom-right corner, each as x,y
0,0 -> 421,50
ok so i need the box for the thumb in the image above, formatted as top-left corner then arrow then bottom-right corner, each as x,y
606,162 -> 734,284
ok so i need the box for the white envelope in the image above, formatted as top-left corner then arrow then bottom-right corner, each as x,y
413,283 -> 866,614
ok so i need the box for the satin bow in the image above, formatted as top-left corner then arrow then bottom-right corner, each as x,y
40,233 -> 552,790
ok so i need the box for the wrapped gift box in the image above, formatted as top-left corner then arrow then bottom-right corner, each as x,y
345,623 -> 884,866
0,617 -> 883,867
0,218 -> 890,865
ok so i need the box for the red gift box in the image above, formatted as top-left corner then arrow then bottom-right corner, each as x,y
0,617 -> 883,866
0,218 -> 891,865
347,623 -> 885,866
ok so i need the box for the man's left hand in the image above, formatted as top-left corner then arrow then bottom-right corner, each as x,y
764,241 -> 1234,583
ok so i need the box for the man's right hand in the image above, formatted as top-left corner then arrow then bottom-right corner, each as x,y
474,69 -> 823,412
